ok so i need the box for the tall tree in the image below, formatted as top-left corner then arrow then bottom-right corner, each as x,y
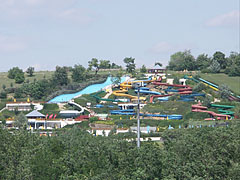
26,67 -> 35,77
52,66 -> 69,86
140,65 -> 147,73
123,57 -> 136,73
8,67 -> 25,84
196,54 -> 211,70
88,58 -> 100,75
15,113 -> 28,130
209,59 -> 221,73
213,51 -> 226,69
99,60 -> 111,69
168,50 -> 196,71
71,65 -> 86,82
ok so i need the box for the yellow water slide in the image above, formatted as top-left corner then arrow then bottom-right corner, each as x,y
112,89 -> 146,101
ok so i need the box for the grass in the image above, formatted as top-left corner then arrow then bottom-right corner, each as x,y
0,71 -> 54,89
200,73 -> 240,95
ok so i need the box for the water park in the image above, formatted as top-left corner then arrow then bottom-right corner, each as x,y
2,68 -> 239,134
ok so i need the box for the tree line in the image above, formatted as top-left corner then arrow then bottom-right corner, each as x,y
0,123 -> 240,179
167,50 -> 240,76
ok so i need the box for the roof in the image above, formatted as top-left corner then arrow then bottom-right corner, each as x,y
26,110 -> 45,118
130,126 -> 157,131
59,110 -> 80,114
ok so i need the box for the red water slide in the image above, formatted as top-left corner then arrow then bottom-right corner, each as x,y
192,103 -> 231,120
149,82 -> 193,103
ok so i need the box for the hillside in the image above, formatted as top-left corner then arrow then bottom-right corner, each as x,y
0,71 -> 54,89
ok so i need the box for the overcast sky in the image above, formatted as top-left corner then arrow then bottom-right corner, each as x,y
0,0 -> 239,71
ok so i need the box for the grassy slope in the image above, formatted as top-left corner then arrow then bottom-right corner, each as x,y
0,71 -> 54,89
200,73 -> 240,94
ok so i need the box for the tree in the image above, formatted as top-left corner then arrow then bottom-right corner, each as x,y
213,51 -> 226,69
15,72 -> 25,84
52,66 -> 69,86
8,67 -> 25,84
0,91 -> 7,99
123,57 -> 136,73
71,65 -> 86,82
209,59 -> 221,73
26,67 -> 35,77
193,83 -> 206,92
225,52 -> 240,76
2,84 -> 6,90
140,65 -> 147,73
99,60 -> 111,69
15,113 -> 28,130
111,63 -> 121,69
218,84 -> 231,99
88,58 -> 99,75
111,69 -> 123,85
168,50 -> 196,71
196,54 -> 211,70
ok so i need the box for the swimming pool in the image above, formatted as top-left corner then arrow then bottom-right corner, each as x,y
49,76 -> 127,103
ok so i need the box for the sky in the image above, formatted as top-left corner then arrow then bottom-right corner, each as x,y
0,0 -> 239,71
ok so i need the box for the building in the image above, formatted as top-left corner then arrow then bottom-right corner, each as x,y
130,126 -> 157,134
147,68 -> 166,74
6,102 -> 32,111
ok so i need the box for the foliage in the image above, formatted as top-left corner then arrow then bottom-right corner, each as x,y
140,65 -> 147,73
111,69 -> 123,85
123,57 -> 136,73
71,64 -> 86,82
213,51 -> 226,69
14,112 -> 28,129
193,83 -> 206,92
52,66 -> 69,86
88,58 -> 99,74
26,67 -> 35,77
209,59 -> 221,73
7,67 -> 25,84
225,52 -> 240,77
99,60 -> 111,69
196,53 -> 211,70
8,67 -> 24,79
168,50 -> 196,71
218,84 -> 231,99
0,91 -> 7,99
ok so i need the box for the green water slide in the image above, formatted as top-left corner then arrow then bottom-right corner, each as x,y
92,91 -> 123,102
183,75 -> 200,83
211,104 -> 235,116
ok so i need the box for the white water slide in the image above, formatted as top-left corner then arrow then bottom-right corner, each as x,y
68,100 -> 91,114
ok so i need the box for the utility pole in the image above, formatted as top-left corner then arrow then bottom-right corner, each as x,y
137,85 -> 141,148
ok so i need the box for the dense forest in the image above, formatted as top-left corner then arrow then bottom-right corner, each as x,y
0,122 -> 240,180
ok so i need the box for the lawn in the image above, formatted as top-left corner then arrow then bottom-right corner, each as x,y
200,73 -> 240,95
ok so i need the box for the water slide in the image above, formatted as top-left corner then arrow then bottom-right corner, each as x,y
112,89 -> 146,101
68,100 -> 90,113
92,91 -> 123,102
185,75 -> 240,101
120,77 -> 155,89
192,103 -> 231,120
110,110 -> 182,120
210,104 -> 235,116
149,82 -> 193,103
135,89 -> 161,95
49,77 -> 127,103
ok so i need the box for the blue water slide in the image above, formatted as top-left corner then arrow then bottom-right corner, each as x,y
49,77 -> 127,103
135,89 -> 161,95
158,97 -> 170,101
198,78 -> 219,88
140,87 -> 150,90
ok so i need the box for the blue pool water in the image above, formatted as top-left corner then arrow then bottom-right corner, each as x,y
49,77 -> 127,103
